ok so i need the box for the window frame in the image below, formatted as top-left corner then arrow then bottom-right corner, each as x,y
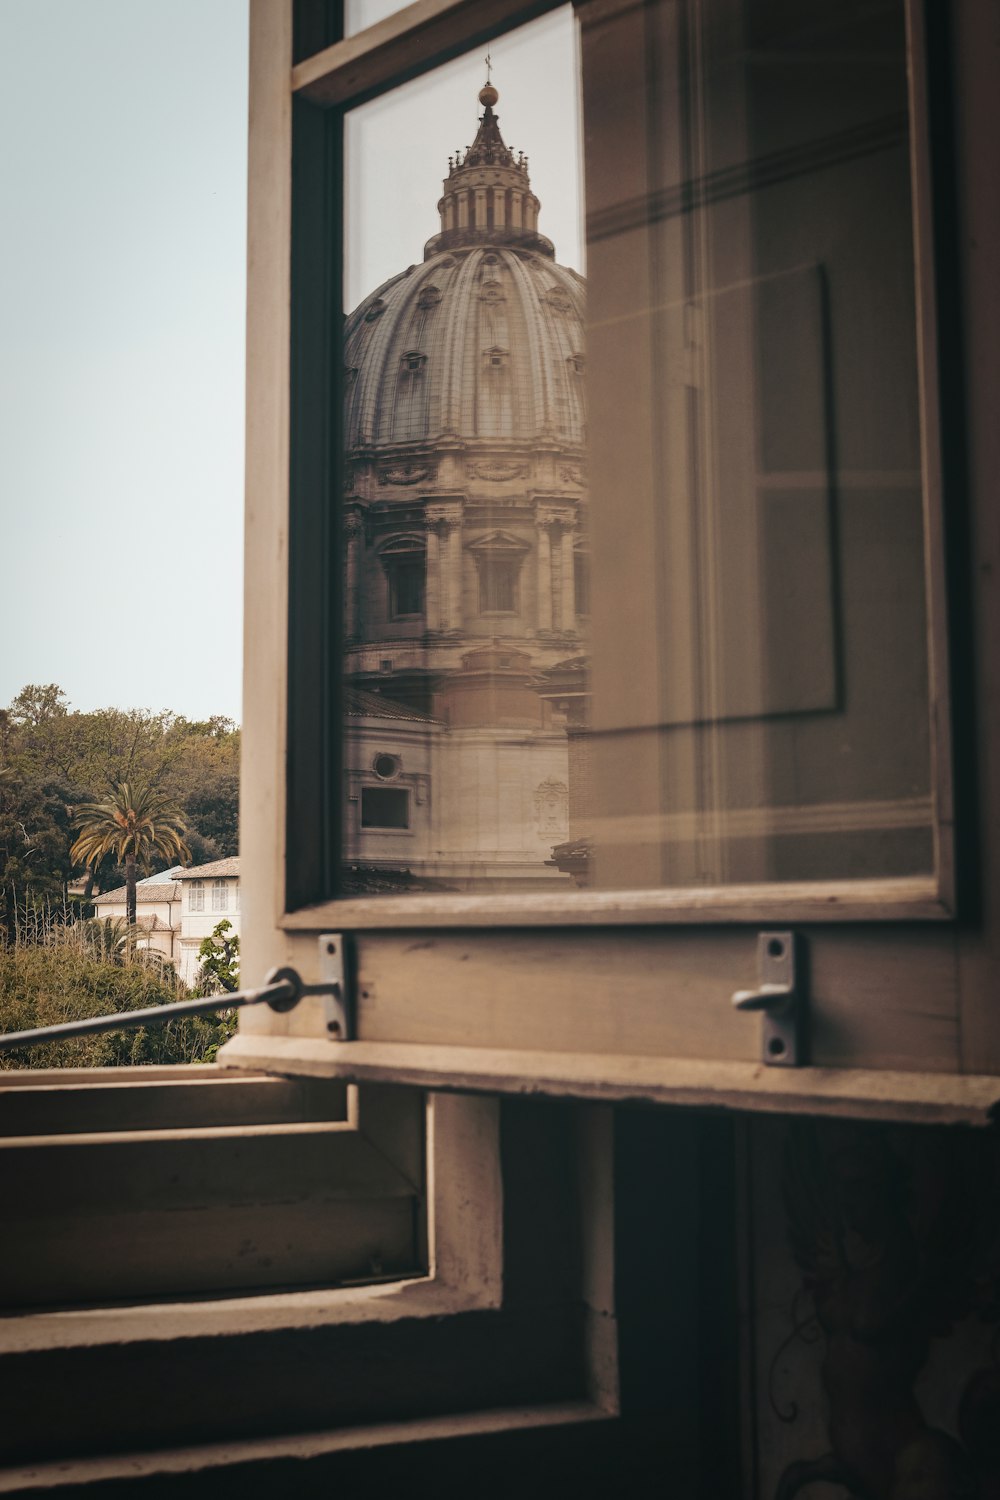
223,0 -> 997,1124
279,0 -> 957,933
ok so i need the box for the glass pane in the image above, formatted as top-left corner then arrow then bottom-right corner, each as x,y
344,0 -> 411,39
341,0 -> 938,897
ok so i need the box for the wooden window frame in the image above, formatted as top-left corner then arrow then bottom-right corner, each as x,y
224,0 -> 998,1126
277,0 -> 957,934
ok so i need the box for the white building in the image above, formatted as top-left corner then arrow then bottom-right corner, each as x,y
92,857 -> 240,989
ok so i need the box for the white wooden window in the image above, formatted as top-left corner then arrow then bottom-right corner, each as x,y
188,879 -> 204,912
227,0 -> 997,1126
212,878 -> 229,912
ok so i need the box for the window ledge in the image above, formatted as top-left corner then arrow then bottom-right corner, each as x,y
0,1276 -> 491,1357
0,1400 -> 611,1494
220,1035 -> 1000,1126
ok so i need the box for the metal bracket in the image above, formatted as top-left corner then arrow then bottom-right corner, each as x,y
318,933 -> 352,1041
261,934 -> 353,1042
731,931 -> 804,1067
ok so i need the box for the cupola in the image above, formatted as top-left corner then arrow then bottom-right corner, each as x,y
424,79 -> 555,260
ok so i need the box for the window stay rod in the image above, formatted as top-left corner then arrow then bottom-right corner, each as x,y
0,936 -> 352,1052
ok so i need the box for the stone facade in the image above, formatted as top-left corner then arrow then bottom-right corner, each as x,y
342,84 -> 587,889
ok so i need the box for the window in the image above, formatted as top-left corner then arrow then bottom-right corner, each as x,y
188,879 -> 204,912
380,539 -> 425,619
212,878 -> 228,912
242,0 -> 977,1100
361,785 -> 409,829
479,557 -> 518,614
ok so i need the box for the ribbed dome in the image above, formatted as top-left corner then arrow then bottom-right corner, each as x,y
344,246 -> 586,450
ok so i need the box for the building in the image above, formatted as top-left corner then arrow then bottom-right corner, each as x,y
342,81 -> 586,889
93,857 -> 241,988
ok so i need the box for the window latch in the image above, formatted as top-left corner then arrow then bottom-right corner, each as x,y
731,931 -> 805,1067
0,933 -> 354,1053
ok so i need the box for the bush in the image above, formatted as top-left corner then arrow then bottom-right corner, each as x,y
0,943 -> 233,1069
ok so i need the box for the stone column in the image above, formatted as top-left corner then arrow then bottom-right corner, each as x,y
447,519 -> 463,631
425,522 -> 441,631
344,517 -> 363,639
536,521 -> 553,632
560,525 -> 576,632
475,187 -> 487,228
493,188 -> 506,228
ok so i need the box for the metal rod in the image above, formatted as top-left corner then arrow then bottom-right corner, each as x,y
0,978 -> 296,1054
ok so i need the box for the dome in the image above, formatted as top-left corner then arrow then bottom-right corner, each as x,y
344,248 -> 586,449
344,81 -> 585,452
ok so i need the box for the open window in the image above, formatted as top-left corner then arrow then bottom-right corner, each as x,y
229,0 -> 982,1112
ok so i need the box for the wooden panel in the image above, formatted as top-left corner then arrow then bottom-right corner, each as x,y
0,1126 -> 421,1308
0,1072 -> 347,1137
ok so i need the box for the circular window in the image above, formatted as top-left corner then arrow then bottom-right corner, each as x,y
373,753 -> 401,781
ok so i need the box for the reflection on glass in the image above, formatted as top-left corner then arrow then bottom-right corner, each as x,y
341,0 -> 937,897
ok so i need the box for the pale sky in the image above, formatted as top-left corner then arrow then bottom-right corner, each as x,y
0,2 -> 581,727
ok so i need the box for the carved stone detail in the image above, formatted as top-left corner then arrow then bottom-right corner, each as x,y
470,461 -> 528,482
379,464 -> 434,486
542,287 -> 572,313
534,778 -> 569,834
559,464 -> 584,486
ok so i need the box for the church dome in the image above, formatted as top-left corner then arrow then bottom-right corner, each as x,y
344,83 -> 586,452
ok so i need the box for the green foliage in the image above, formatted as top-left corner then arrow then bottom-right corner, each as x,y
0,941 -> 232,1070
195,919 -> 240,996
191,920 -> 241,1061
0,687 -> 240,943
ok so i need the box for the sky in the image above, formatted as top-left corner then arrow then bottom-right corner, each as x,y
0,2 -> 581,727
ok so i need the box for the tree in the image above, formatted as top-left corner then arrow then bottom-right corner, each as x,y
196,919 -> 240,995
70,782 -> 192,927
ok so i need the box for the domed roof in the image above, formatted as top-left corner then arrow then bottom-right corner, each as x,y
344,81 -> 586,452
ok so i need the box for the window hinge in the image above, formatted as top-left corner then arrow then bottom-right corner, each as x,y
731,931 -> 805,1067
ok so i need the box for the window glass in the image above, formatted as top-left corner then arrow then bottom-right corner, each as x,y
212,878 -> 228,912
340,0 -> 942,899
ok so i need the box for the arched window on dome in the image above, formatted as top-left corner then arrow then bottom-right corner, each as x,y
395,350 -> 429,441
378,535 -> 426,621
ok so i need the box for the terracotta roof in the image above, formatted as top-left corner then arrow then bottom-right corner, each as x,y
174,857 -> 240,881
344,687 -> 441,724
94,883 -> 181,906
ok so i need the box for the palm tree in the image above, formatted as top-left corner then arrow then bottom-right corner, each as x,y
70,783 -> 191,928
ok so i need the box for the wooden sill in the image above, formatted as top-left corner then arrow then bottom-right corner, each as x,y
281,876 -> 951,930
221,1034 -> 1000,1126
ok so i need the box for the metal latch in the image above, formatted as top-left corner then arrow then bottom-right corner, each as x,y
731,931 -> 805,1067
0,933 -> 354,1053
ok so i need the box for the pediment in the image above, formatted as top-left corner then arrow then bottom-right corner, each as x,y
466,528 -> 532,553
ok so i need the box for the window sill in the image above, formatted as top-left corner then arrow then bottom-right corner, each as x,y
281,875 -> 951,929
0,1400 -> 612,1493
220,1035 -> 1000,1126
